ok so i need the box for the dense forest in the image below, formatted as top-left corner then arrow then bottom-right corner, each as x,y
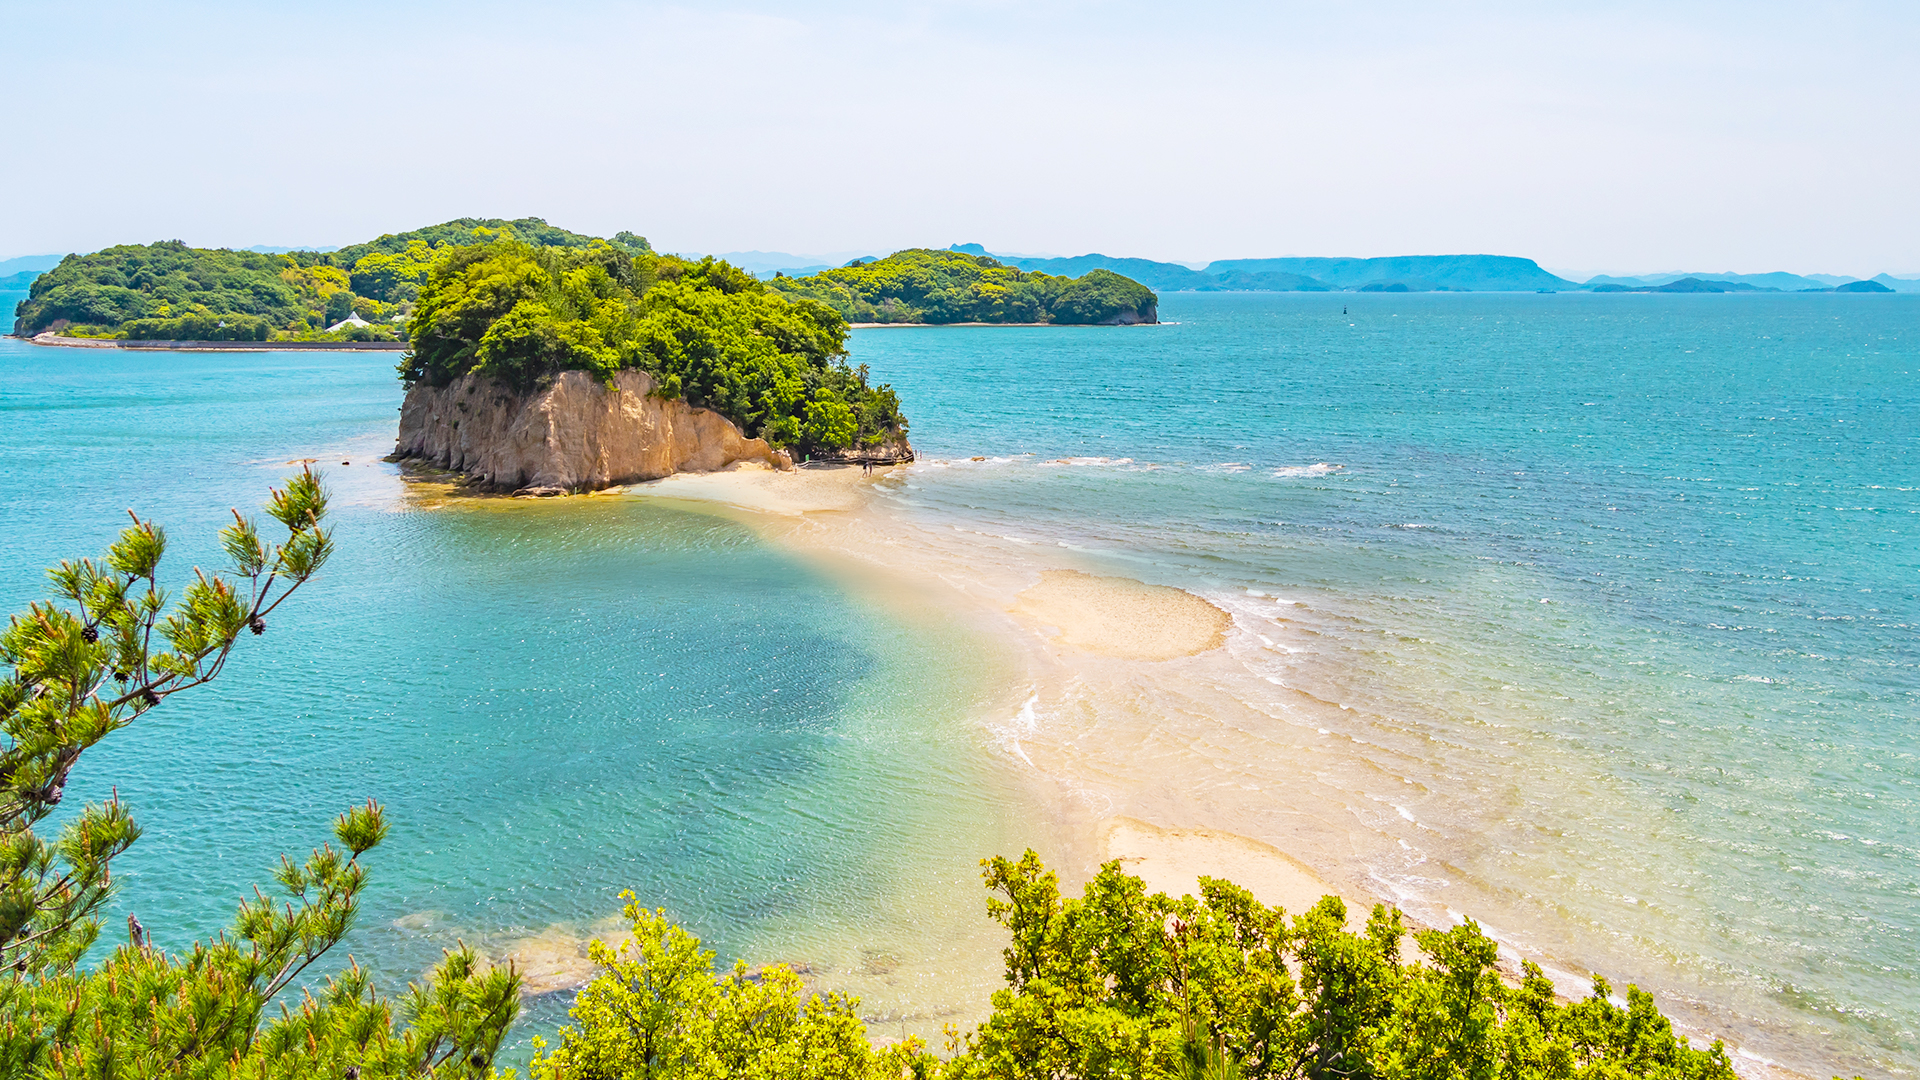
404,239 -> 907,457
10,218 -> 628,342
768,248 -> 1159,325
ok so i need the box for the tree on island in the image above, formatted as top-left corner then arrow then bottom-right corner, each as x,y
0,473 -> 520,1077
402,239 -> 909,457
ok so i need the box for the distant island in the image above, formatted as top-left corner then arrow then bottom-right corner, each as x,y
767,248 -> 1158,325
1590,276 -> 1896,294
9,217 -> 651,343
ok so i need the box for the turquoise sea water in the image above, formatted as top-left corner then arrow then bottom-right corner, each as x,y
1,290 -> 1915,1074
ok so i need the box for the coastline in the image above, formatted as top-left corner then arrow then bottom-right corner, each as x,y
19,332 -> 407,351
613,460 -> 1816,1080
625,461 -> 1383,893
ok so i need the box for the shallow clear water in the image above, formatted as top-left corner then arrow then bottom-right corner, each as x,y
856,292 -> 1919,1074
2,290 -> 1915,1074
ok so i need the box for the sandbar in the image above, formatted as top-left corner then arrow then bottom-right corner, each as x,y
1011,569 -> 1230,661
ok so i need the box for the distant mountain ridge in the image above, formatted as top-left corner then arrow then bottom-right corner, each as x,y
1585,271 -> 1845,291
1588,271 -> 1918,293
968,249 -> 1575,292
977,247 -> 1920,294
1589,276 -> 1898,295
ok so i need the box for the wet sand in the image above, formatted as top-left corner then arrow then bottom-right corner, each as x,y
1012,570 -> 1230,661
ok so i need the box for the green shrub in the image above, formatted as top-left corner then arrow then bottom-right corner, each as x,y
119,312 -> 273,340
538,851 -> 1739,1080
529,895 -> 925,1080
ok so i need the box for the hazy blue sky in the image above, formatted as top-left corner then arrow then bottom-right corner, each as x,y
3,0 -> 1915,275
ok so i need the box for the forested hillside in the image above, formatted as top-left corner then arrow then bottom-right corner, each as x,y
11,218 -> 633,341
768,248 -> 1158,325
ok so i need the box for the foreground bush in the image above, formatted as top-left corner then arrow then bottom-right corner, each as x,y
536,852 -> 1737,1080
529,895 -> 927,1080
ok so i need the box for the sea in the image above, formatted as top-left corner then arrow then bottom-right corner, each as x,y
0,289 -> 1913,1075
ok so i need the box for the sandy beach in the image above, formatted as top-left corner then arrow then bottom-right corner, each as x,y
624,461 -> 1379,911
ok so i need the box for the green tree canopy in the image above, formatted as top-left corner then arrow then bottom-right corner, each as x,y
402,240 -> 908,456
11,218 -> 654,343
767,249 -> 1158,325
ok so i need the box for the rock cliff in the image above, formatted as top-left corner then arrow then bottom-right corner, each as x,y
393,369 -> 793,495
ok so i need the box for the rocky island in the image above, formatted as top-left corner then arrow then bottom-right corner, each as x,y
394,369 -> 792,496
391,232 -> 912,495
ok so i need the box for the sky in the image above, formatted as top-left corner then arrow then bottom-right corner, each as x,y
2,0 -> 1916,277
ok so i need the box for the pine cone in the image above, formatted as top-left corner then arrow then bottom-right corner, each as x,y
141,689 -> 160,707
81,625 -> 99,644
249,616 -> 267,636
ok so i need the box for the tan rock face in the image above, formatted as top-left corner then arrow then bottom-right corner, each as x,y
393,369 -> 790,495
